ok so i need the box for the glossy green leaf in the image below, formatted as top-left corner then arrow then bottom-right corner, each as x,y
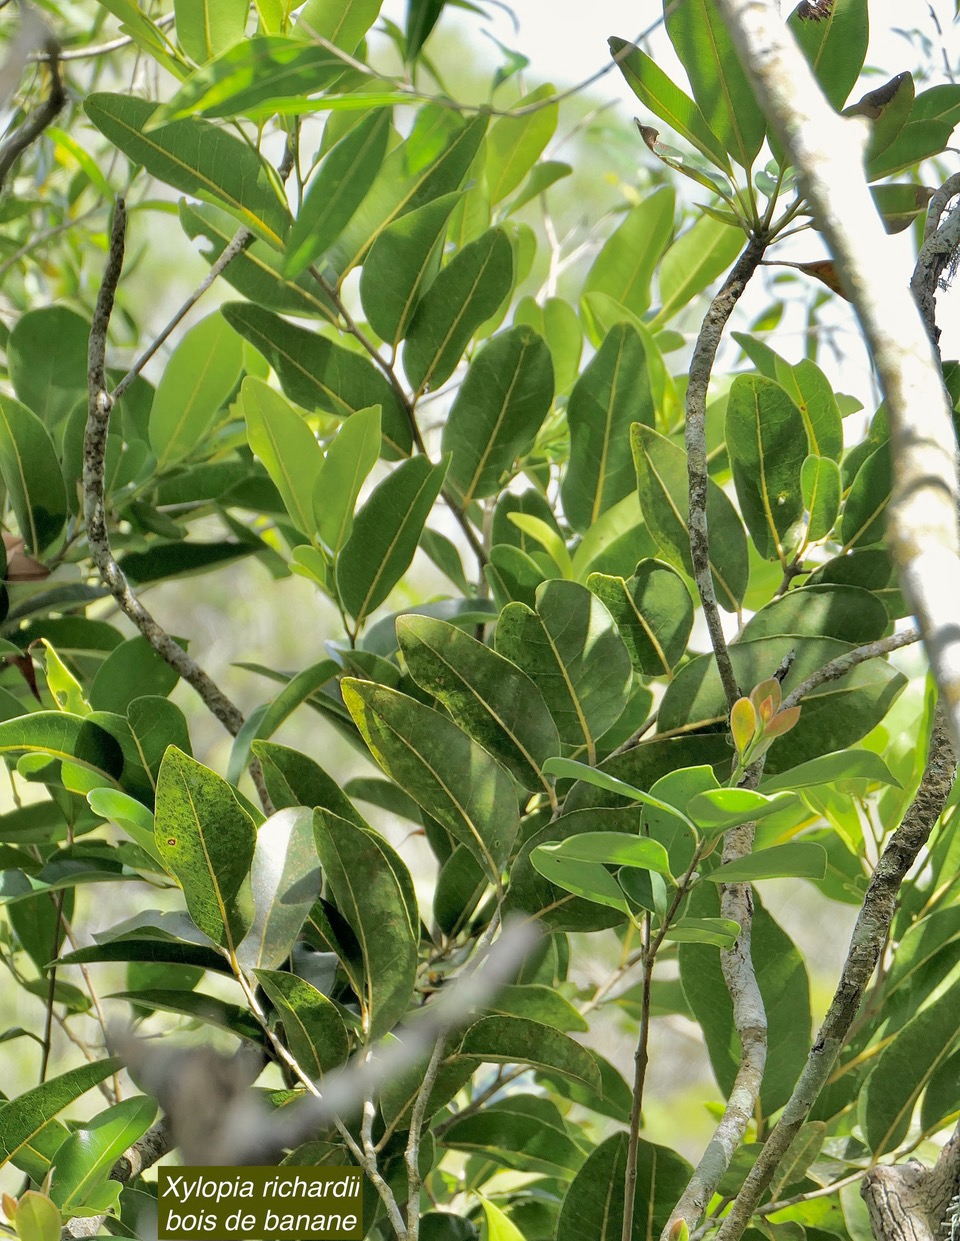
871,183 -> 933,234
285,109 -> 391,276
441,1099 -> 584,1177
726,374 -> 807,559
653,214 -> 744,327
663,917 -> 741,947
0,1059 -> 123,1166
154,746 -> 256,950
495,580 -> 633,758
557,1132 -> 691,1241
294,0 -> 380,50
48,1095 -> 157,1212
107,989 -> 263,1041
485,84 -> 558,204
788,0 -> 868,110
442,325 -> 554,505
587,559 -> 692,677
773,356 -> 844,461
861,961 -> 960,1153
255,969 -> 349,1074
87,789 -> 162,864
222,301 -> 411,457
609,39 -> 732,170
505,159 -> 572,216
336,456 -> 448,623
507,513 -> 573,577
0,394 -> 67,555
313,810 -> 417,1039
7,306 -> 89,428
240,376 -> 324,535
402,227 -> 514,394
89,636 -> 181,716
534,832 -> 672,877
460,1016 -> 602,1093
39,641 -> 88,715
685,787 -> 799,835
583,188 -> 675,319
706,842 -> 828,883
867,118 -> 953,180
802,455 -> 841,542
542,757 -> 695,826
127,697 -> 191,788
658,635 -> 905,774
311,406 -> 380,553
8,1192 -> 61,1241
524,849 -> 631,914
329,108 -> 487,277
175,0 -> 247,62
562,324 -> 654,532
359,193 -> 460,346
741,584 -> 889,646
487,983 -> 587,1033
342,679 -> 518,878
235,808 -> 321,972
664,0 -> 765,168
680,889 -> 810,1112
0,713 -> 123,785
84,94 -> 291,247
762,748 -> 900,793
632,423 -> 748,611
397,615 -> 560,794
840,445 -> 891,548
480,1198 -> 525,1241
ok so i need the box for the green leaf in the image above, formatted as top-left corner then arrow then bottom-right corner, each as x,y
127,697 -> 191,788
89,636 -> 181,716
48,1096 -> 157,1212
761,748 -> 901,793
329,108 -> 487,277
313,810 -> 418,1039
255,969 -> 349,1074
725,374 -> 807,559
582,188 -> 675,319
294,0 -> 380,51
175,0 -> 247,62
222,301 -> 411,457
235,808 -> 321,972
495,580 -> 633,759
341,679 -> 519,880
442,325 -> 554,506
526,849 -> 630,914
788,0 -> 868,110
441,1098 -> 584,1177
156,36 -> 344,123
7,1192 -> 61,1241
652,214 -> 744,327
632,423 -> 748,611
336,456 -> 448,624
397,615 -> 561,794
556,1132 -> 692,1241
0,713 -> 123,786
39,641 -> 89,716
533,832 -> 672,877
0,394 -> 67,554
587,559 -> 693,677
561,324 -> 654,532
107,989 -> 263,1042
87,789 -> 162,864
0,1059 -> 123,1166
685,788 -> 800,835
664,0 -> 766,168
541,757 -> 695,827
8,306 -> 90,428
504,160 -> 572,216
285,109 -> 391,276
84,94 -> 291,247
507,513 -> 573,578
609,39 -> 732,170
802,455 -> 841,542
485,84 -> 558,204
871,183 -> 933,235
240,376 -> 324,535
487,984 -> 588,1033
705,841 -> 827,883
480,1198 -> 526,1241
680,888 -> 810,1112
154,746 -> 256,951
663,917 -> 741,947
359,193 -> 460,346
773,356 -> 844,461
402,227 -> 514,394
741,584 -> 889,646
867,119 -> 953,180
840,445 -> 891,549
459,1016 -> 602,1093
860,961 -> 960,1153
658,635 -> 906,774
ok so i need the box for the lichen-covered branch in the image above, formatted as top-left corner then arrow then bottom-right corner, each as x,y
716,0 -> 960,746
862,1122 -> 960,1241
911,172 -> 960,348
781,627 -> 921,713
713,703 -> 957,1241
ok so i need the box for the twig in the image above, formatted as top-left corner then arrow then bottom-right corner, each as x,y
622,914 -> 653,1241
686,236 -> 767,713
404,1035 -> 447,1238
713,701 -> 957,1241
83,200 -> 273,814
781,627 -> 921,713
0,39 -> 64,191
716,0 -> 960,750
34,14 -> 177,63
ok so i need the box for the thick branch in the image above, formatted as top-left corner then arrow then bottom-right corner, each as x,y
716,0 -> 960,747
862,1123 -> 960,1241
714,702 -> 957,1241
686,236 -> 767,712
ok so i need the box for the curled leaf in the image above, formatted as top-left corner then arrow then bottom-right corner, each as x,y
762,258 -> 851,300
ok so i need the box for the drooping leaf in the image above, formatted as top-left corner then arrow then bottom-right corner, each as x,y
442,326 -> 554,506
313,810 -> 417,1039
0,713 -> 123,786
154,747 -> 256,951
587,559 -> 693,677
459,1016 -> 602,1093
0,395 -> 67,555
485,83 -> 558,204
235,808 -> 321,972
341,679 -> 519,880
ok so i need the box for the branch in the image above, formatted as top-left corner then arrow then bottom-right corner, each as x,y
83,201 -> 273,814
713,701 -> 957,1241
910,172 -> 960,348
686,236 -> 767,712
715,0 -> 960,749
861,1120 -> 960,1241
0,23 -> 64,192
781,627 -> 922,713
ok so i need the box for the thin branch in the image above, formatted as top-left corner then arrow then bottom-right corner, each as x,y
83,201 -> 273,813
714,702 -> 957,1241
780,627 -> 921,713
716,0 -> 960,749
35,14 -> 177,63
404,1035 -> 447,1239
686,236 -> 767,713
622,915 -> 653,1241
0,41 -> 64,192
